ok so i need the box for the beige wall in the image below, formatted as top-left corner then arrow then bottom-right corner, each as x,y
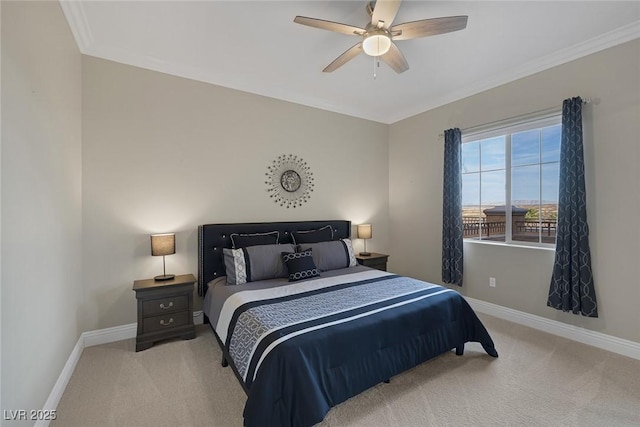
389,40 -> 640,343
81,56 -> 389,330
1,0 -> 82,421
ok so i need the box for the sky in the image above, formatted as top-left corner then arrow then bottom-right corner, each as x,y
462,124 -> 561,207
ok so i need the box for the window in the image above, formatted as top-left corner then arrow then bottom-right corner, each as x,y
461,116 -> 561,246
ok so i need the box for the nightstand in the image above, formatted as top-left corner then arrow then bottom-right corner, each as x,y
132,273 -> 196,351
355,253 -> 389,271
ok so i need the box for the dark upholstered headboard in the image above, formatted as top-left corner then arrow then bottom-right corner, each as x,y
198,220 -> 351,296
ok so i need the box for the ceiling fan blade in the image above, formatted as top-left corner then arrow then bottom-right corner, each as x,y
294,16 -> 365,36
391,16 -> 468,41
371,0 -> 402,28
380,42 -> 409,73
323,42 -> 363,72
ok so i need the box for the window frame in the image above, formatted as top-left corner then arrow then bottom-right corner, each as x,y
461,114 -> 562,249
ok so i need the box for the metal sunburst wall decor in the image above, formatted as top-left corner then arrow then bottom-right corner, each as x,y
265,154 -> 314,208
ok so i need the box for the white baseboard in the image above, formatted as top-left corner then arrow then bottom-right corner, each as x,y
37,309 -> 206,426
467,297 -> 640,360
34,335 -> 85,427
83,323 -> 137,348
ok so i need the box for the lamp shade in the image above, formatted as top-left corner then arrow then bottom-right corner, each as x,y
357,224 -> 372,240
151,233 -> 175,256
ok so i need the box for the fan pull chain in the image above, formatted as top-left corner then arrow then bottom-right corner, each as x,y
373,56 -> 376,79
373,56 -> 381,79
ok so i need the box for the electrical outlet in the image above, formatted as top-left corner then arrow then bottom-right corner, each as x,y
489,277 -> 496,287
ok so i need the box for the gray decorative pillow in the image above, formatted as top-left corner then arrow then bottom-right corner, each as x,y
298,239 -> 357,272
223,243 -> 294,285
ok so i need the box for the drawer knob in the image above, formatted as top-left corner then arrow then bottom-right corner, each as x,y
160,318 -> 174,326
159,302 -> 173,310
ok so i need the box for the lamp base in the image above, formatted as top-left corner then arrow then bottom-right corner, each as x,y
154,274 -> 175,281
359,252 -> 371,257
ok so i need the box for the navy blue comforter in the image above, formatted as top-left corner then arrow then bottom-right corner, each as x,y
213,269 -> 497,427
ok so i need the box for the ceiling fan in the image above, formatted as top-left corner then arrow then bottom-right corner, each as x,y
294,0 -> 468,73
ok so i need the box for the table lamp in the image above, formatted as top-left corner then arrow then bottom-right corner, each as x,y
151,233 -> 175,281
357,224 -> 372,256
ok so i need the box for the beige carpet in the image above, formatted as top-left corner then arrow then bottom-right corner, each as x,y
52,314 -> 640,426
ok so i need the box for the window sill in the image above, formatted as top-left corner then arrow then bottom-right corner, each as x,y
463,239 -> 556,251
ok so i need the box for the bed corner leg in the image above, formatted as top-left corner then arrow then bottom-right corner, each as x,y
455,344 -> 464,356
383,379 -> 390,384
221,356 -> 228,367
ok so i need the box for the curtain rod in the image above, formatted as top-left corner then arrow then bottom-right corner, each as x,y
438,97 -> 592,139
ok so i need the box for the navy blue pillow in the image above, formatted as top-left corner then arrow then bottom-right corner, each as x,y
230,231 -> 279,249
291,225 -> 334,244
281,250 -> 320,282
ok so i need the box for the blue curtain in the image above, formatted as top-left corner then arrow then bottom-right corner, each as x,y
547,97 -> 598,317
442,128 -> 463,286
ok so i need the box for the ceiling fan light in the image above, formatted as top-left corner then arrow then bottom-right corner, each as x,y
362,34 -> 391,56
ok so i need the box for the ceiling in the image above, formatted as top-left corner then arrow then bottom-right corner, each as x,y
61,1 -> 640,124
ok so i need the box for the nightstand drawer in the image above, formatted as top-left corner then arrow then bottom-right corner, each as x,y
142,311 -> 189,334
365,261 -> 387,271
142,295 -> 188,316
355,253 -> 389,271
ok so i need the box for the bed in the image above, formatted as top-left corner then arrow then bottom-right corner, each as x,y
198,220 -> 497,427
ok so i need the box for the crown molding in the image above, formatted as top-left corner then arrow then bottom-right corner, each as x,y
59,2 -> 638,125
59,0 -> 93,52
389,20 -> 640,124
